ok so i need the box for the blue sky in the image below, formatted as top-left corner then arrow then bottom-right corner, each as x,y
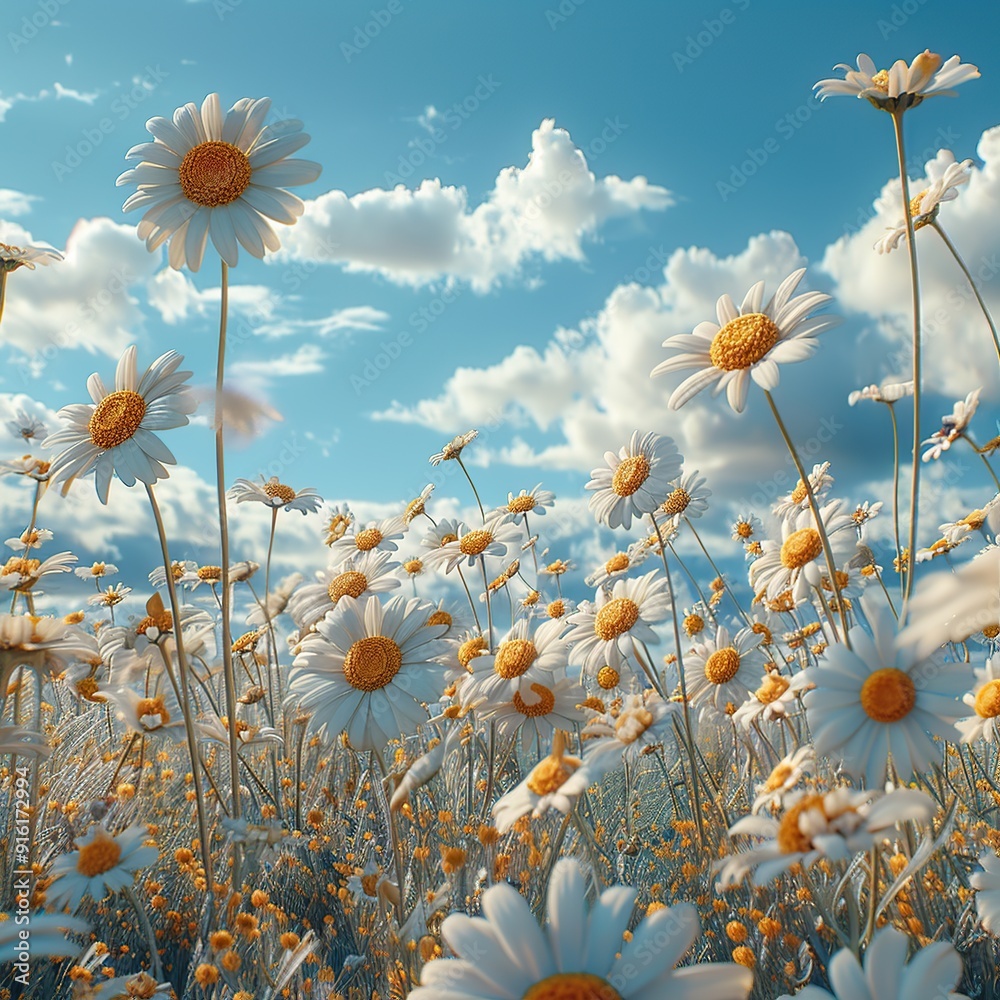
1,0 -> 998,609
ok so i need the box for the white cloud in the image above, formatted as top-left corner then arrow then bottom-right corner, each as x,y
228,344 -> 327,392
279,119 -> 673,291
0,84 -> 101,123
52,82 -> 99,105
0,189 -> 40,217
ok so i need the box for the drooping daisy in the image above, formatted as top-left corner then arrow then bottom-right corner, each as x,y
4,527 -> 53,552
0,549 -> 77,593
409,857 -> 753,1000
287,594 -> 450,751
117,93 -> 322,271
402,483 -> 435,523
482,676 -> 588,750
44,346 -> 195,504
875,151 -> 973,253
922,388 -> 981,461
684,624 -> 767,723
228,475 -> 323,514
327,514 -> 407,562
732,668 -> 812,731
971,851 -> 1000,934
848,380 -> 914,405
775,927 -> 968,1000
564,570 -> 672,673
584,542 -> 651,589
659,467 -> 711,525
0,240 -> 63,271
651,269 -> 838,413
429,429 -> 478,465
956,658 -> 1000,744
46,824 -> 159,913
751,746 -> 814,813
581,689 -> 681,775
814,50 -> 980,112
803,593 -> 971,787
586,430 -> 682,529
421,516 -> 522,575
716,786 -> 937,888
0,614 -> 98,693
493,483 -> 556,524
5,408 -> 48,442
0,455 -> 51,480
772,461 -> 835,518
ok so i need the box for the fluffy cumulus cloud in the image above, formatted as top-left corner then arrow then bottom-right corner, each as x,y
279,119 -> 673,290
823,126 -> 1000,400
0,189 -> 41,217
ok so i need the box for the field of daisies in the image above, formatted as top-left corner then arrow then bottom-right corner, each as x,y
1,48 -> 1000,1000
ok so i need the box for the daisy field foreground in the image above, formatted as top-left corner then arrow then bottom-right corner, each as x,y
1,49 -> 1000,1000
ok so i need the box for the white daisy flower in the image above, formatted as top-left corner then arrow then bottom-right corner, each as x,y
409,857 -> 752,1000
684,624 -> 766,723
117,93 -> 321,271
87,583 -> 132,609
851,500 -> 884,529
956,658 -> 1000,744
286,594 -> 450,751
875,151 -> 973,254
0,550 -> 77,592
482,676 -> 588,751
420,516 -> 464,552
421,516 -> 522,575
586,430 -> 682,530
772,461 -> 835,518
228,475 -> 323,514
327,514 -> 407,562
429,429 -> 478,465
730,512 -> 762,543
247,570 -> 304,627
5,408 -> 48,442
346,860 -> 396,906
563,570 -> 672,673
922,388 -> 981,461
717,785 -> 937,889
4,527 -> 53,551
814,50 -> 980,112
44,346 -> 195,504
102,684 -> 191,743
751,746 -> 814,813
581,689 -> 681,776
402,483 -> 435,523
46,824 -> 159,913
775,927 -> 968,1000
0,455 -> 52,480
803,593 -> 971,787
0,239 -> 63,271
652,268 -> 838,413
971,851 -> 1000,935
848,380 -> 914,405
939,506 -> 990,545
494,482 -> 556,524
322,503 -> 355,546
659,467 -> 711,525
584,543 -> 651,589
75,561 -> 119,580
732,668 -> 812,732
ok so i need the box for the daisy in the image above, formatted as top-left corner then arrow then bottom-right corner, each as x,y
0,240 -> 63,271
730,512 -> 762,543
429,429 -> 478,465
409,857 -> 752,1000
493,483 -> 556,524
117,93 -> 321,271
0,455 -> 51,480
87,583 -> 132,609
652,268 -> 838,413
922,388 -> 981,461
852,501 -> 884,530
748,500 -> 857,606
0,615 -> 98,691
75,561 -> 119,581
956,658 -> 1000,744
322,503 -> 355,546
0,549 -> 76,592
286,594 -> 450,751
875,152 -> 973,253
848,380 -> 914,405
44,346 -> 195,504
586,430 -> 682,530
327,514 -> 407,562
4,527 -> 53,551
684,624 -> 767,723
247,570 -> 304,627
101,684 -> 191,743
148,559 -> 195,588
403,483 -> 435,523
492,732 -> 595,833
346,860 -> 397,907
939,507 -> 990,544
814,50 -> 980,112
5,408 -> 48,442
421,516 -> 522,575
716,785 -> 937,888
803,593 -> 971,787
732,668 -> 812,732
584,542 -> 651,589
659,467 -> 711,525
421,516 -> 464,552
971,851 -> 1000,934
46,824 -> 159,913
751,746 -> 814,813
564,570 -> 672,673
772,462 -> 835,519
482,676 -> 588,751
228,475 -> 323,514
581,690 -> 681,776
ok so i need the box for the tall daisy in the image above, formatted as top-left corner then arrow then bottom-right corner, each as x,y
286,594 -> 449,751
480,677 -> 587,751
228,475 -> 323,514
586,430 -> 682,530
0,240 -> 63,271
420,516 -> 522,575
956,657 -> 1000,744
651,269 -> 838,413
44,346 -> 195,503
683,624 -> 766,723
493,483 -> 556,524
116,93 -> 322,271
409,858 -> 752,1000
659,467 -> 711,525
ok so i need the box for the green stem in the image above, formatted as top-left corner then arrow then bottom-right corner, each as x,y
456,455 -> 486,522
885,401 -> 904,601
124,884 -> 164,981
0,269 -> 7,328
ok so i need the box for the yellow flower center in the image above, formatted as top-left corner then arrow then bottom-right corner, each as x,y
459,529 -> 493,556
263,480 -> 297,505
596,666 -> 620,690
76,677 -> 106,703
604,552 -> 629,574
508,495 -> 537,514
983,624 -> 1000,640
342,635 -> 402,692
776,794 -> 825,854
871,69 -> 890,93
404,558 -> 424,575
704,647 -> 741,685
513,683 -> 556,718
178,140 -> 252,207
328,571 -> 368,604
136,611 -> 172,636
709,312 -> 780,371
661,487 -> 691,516
76,829 -> 123,877
522,973 -> 623,1000
88,390 -> 147,450
683,613 -> 704,636
136,696 -> 171,727
458,635 -> 488,669
734,520 -> 754,539
324,514 -> 351,544
614,706 -> 654,743
860,668 -> 916,723
790,480 -> 809,504
755,673 -> 790,704
359,872 -> 381,897
780,528 -> 824,569
594,598 -> 640,641
526,754 -> 580,796
975,680 -> 1000,719
611,455 -> 650,497
494,639 -> 538,679
426,609 -> 452,628
547,600 -> 566,619
439,532 -> 458,546
751,622 -> 772,645
404,496 -> 426,522
354,528 -> 383,551
763,761 -> 794,792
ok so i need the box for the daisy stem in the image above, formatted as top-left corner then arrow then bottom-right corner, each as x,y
479,557 -> 493,647
262,507 -> 279,724
666,541 -> 717,624
931,220 -> 1000,363
215,260 -> 243,831
763,390 -> 852,650
456,456 -> 486,523
145,483 -> 215,896
649,511 -> 707,849
372,749 -> 406,926
885,401 -> 904,602
0,270 -> 6,328
455,565 -> 483,634
684,517 -> 752,626
890,108 -> 923,614
864,846 -> 880,946
124,883 -> 165,982
962,433 -> 1000,491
